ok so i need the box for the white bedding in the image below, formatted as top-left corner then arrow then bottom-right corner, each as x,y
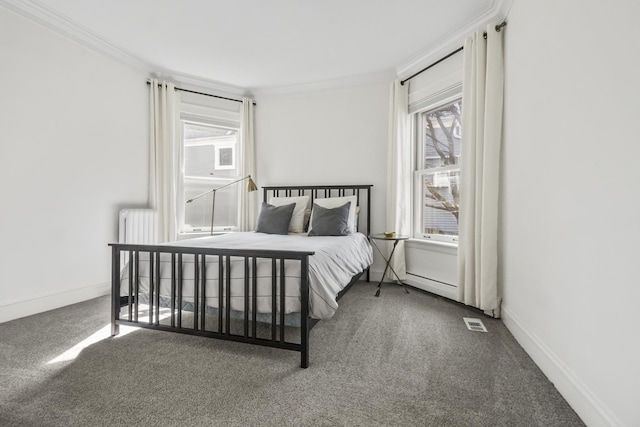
120,232 -> 372,320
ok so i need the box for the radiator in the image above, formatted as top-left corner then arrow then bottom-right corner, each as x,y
118,209 -> 158,245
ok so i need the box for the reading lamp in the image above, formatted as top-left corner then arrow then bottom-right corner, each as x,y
185,175 -> 258,235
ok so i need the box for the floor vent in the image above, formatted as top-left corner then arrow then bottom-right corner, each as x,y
463,317 -> 488,332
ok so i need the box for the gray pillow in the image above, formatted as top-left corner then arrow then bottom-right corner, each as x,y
255,202 -> 296,235
308,202 -> 351,236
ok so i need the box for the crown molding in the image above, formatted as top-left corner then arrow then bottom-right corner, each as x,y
495,0 -> 515,19
3,0 -> 514,98
150,69 -> 251,99
0,0 -> 248,98
396,0 -> 514,80
251,69 -> 395,99
0,0 -> 149,72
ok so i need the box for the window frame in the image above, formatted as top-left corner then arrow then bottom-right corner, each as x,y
412,97 -> 462,245
179,113 -> 242,236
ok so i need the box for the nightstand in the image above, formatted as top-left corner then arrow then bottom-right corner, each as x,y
369,234 -> 411,297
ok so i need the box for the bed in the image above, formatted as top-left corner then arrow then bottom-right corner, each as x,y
110,184 -> 373,368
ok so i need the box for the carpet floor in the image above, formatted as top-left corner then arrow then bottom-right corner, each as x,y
0,282 -> 584,426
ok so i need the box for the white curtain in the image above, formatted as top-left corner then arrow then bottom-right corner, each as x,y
149,79 -> 181,243
457,23 -> 505,313
386,79 -> 411,281
239,97 -> 257,231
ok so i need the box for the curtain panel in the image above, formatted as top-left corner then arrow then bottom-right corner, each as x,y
457,23 -> 505,314
386,79 -> 411,281
239,97 -> 257,231
149,79 -> 181,243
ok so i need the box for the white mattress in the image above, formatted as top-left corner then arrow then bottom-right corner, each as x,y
120,232 -> 373,320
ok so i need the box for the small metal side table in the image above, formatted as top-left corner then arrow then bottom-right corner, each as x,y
369,234 -> 410,297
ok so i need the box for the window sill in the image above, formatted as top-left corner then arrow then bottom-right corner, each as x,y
406,238 -> 458,254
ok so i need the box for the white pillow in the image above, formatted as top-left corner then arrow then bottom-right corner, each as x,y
310,195 -> 358,234
268,195 -> 310,233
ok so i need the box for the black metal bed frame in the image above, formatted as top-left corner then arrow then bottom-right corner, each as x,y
110,184 -> 372,368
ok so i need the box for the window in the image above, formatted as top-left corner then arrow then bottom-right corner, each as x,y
414,99 -> 462,243
181,119 -> 240,234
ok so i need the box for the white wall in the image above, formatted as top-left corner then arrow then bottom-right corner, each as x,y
7,5 -> 637,423
500,1 -> 640,426
0,8 -> 148,322
255,82 -> 390,275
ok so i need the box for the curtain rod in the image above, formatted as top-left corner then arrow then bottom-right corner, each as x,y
146,80 -> 256,106
400,46 -> 463,86
400,21 -> 507,86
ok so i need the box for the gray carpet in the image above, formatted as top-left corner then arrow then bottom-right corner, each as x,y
0,282 -> 584,426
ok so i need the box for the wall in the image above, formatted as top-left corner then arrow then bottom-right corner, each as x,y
255,81 -> 390,275
500,1 -> 640,426
0,8 -> 148,322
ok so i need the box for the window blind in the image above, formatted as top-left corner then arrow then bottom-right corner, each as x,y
407,50 -> 464,114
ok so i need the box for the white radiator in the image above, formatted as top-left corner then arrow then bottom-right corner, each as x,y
118,209 -> 158,245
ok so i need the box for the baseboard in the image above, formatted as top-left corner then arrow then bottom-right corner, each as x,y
369,269 -> 459,302
405,275 -> 457,301
501,305 -> 623,427
368,268 -> 384,283
0,282 -> 110,324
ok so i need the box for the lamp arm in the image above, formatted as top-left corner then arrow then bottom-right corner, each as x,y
185,175 -> 252,203
214,175 -> 252,192
186,188 -> 215,204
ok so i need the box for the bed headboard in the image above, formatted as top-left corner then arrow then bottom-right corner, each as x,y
262,184 -> 373,237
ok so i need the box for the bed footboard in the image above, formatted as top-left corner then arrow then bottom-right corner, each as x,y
110,243 -> 315,368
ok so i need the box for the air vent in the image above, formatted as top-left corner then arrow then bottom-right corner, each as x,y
463,317 -> 487,332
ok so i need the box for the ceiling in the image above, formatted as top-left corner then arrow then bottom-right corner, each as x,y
23,0 -> 500,92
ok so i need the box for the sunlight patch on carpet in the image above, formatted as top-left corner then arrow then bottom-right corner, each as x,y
47,305 -> 175,364
46,324 -> 137,364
